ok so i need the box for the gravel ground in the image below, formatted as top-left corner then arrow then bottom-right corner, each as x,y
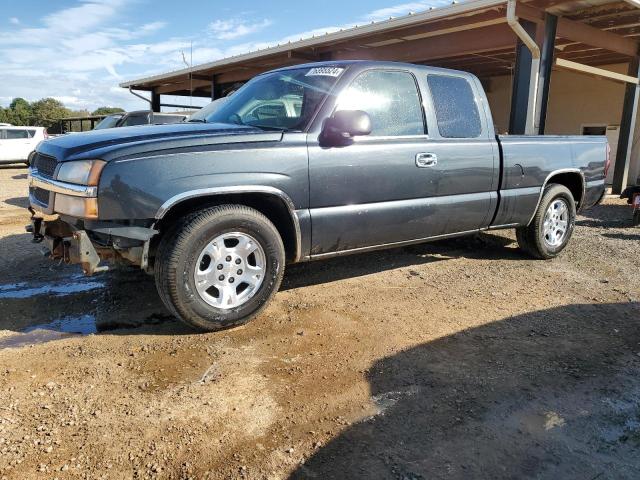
0,165 -> 639,479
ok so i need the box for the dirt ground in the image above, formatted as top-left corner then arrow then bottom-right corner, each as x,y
0,165 -> 639,480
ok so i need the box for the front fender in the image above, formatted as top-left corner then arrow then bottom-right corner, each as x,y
96,138 -> 309,220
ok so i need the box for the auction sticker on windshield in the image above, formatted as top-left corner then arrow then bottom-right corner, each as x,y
305,67 -> 344,77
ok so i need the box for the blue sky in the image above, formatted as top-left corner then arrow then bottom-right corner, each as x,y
0,0 -> 452,111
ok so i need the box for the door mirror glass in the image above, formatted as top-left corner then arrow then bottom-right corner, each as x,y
321,110 -> 372,144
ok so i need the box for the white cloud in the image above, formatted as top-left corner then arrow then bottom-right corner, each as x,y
42,0 -> 126,34
365,0 -> 456,21
209,18 -> 272,40
9,17 -> 19,25
0,0 -> 459,112
0,1 -> 178,110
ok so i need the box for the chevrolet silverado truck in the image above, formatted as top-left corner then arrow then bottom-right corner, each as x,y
27,61 -> 608,331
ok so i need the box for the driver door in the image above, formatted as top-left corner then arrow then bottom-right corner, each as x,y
307,68 -> 441,255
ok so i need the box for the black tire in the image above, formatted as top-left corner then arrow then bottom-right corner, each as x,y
516,184 -> 576,259
154,204 -> 285,331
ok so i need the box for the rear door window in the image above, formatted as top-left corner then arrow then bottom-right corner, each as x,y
336,70 -> 425,137
5,129 -> 29,139
427,75 -> 482,138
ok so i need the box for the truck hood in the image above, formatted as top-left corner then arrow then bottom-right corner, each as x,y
37,122 -> 283,162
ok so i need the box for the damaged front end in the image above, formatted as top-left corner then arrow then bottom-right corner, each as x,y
27,156 -> 158,276
27,214 -> 156,276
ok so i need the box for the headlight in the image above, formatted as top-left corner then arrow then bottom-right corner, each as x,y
56,160 -> 106,186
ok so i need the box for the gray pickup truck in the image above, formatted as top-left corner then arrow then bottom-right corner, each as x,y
27,61 -> 608,331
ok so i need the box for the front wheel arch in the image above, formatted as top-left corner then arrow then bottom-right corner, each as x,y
153,191 -> 300,263
154,204 -> 286,331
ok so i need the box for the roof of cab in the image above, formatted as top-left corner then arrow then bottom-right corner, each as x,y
269,60 -> 476,78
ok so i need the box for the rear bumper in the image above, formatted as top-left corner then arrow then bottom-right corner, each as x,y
583,179 -> 607,210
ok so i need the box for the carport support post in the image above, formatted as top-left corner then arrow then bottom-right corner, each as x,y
509,19 -> 538,135
535,13 -> 557,135
612,56 -> 640,194
211,75 -> 217,101
151,89 -> 161,113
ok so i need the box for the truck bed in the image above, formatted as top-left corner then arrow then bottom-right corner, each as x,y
492,135 -> 608,227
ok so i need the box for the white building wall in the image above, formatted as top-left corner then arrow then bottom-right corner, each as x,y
485,63 -> 640,186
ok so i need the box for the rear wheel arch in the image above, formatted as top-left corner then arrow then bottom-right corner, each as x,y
153,189 -> 301,263
526,170 -> 584,227
543,171 -> 585,210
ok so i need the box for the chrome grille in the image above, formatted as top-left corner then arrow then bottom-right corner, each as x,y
33,153 -> 58,178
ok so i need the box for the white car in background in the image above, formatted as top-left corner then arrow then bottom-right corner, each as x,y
0,126 -> 48,165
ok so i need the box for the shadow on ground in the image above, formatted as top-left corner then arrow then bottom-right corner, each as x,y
602,232 -> 640,241
3,196 -> 29,208
291,301 -> 640,480
577,203 -> 633,228
283,232 -> 525,290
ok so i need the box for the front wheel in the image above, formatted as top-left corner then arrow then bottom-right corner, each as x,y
154,204 -> 285,331
516,184 -> 576,259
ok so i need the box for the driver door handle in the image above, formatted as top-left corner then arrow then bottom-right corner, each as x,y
416,152 -> 437,168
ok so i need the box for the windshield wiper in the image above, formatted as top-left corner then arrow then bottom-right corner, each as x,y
187,118 -> 207,123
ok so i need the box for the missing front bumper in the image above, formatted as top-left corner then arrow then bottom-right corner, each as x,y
27,217 -> 152,276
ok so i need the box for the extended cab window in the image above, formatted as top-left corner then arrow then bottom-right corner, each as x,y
336,70 -> 425,137
427,75 -> 482,138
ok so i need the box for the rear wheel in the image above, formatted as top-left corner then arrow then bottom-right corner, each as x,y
516,184 -> 576,259
154,204 -> 285,331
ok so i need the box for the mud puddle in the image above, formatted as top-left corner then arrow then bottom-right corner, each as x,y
0,313 -> 95,349
0,311 -> 177,349
0,275 -> 104,299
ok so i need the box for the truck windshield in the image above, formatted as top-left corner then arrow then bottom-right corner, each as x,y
189,66 -> 345,131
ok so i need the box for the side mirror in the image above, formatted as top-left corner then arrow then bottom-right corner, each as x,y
322,110 -> 372,143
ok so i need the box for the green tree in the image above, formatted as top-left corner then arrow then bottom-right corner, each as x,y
31,98 -> 70,128
0,107 -> 10,124
8,98 -> 32,125
92,106 -> 125,116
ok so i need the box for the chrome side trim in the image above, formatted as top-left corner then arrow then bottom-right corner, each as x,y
155,185 -> 303,262
309,228 -> 483,260
526,168 -> 585,226
29,172 -> 97,198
